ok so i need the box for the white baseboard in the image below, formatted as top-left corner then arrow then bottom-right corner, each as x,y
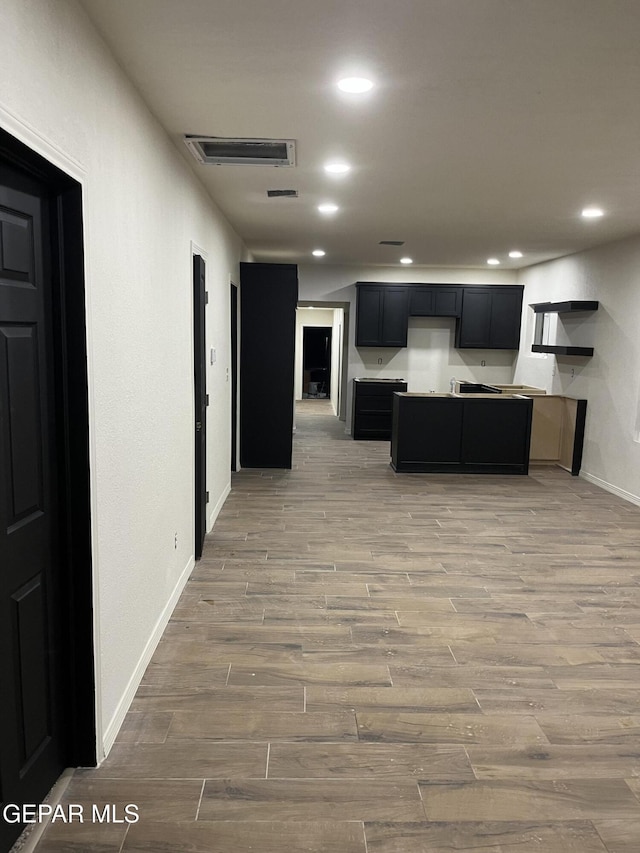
101,554 -> 195,757
580,470 -> 640,508
208,482 -> 231,531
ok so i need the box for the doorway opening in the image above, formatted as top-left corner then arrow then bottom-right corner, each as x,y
295,301 -> 349,423
303,326 -> 332,399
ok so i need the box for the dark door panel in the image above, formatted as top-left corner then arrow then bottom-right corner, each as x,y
489,288 -> 523,349
356,286 -> 383,346
0,167 -> 66,851
380,287 -> 409,346
193,255 -> 207,560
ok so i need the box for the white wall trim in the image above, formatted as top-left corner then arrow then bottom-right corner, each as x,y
0,103 -> 86,180
580,471 -> 640,508
190,240 -> 209,261
0,106 -> 104,763
100,554 -> 195,758
208,482 -> 231,532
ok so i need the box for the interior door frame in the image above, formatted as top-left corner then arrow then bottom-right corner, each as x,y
302,325 -> 333,397
0,128 -> 96,767
297,300 -> 350,421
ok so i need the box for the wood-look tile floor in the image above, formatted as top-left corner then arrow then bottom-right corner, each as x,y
33,401 -> 640,852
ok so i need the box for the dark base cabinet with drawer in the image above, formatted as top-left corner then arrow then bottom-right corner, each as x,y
391,393 -> 533,474
352,378 -> 407,440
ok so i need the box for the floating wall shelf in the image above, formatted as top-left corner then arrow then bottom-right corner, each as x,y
532,344 -> 594,357
532,300 -> 599,314
531,300 -> 598,357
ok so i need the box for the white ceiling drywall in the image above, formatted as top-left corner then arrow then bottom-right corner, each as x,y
80,0 -> 640,270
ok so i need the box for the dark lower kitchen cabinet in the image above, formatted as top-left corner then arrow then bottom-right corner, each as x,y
352,378 -> 408,440
409,286 -> 462,317
356,283 -> 409,347
455,286 -> 523,349
391,393 -> 533,474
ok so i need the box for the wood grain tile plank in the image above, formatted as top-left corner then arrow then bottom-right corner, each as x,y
268,742 -> 474,780
306,686 -> 479,713
227,663 -> 392,686
167,709 -> 358,741
364,820 -> 609,852
418,779 -> 640,820
122,821 -> 367,853
99,741 -> 267,779
198,779 -> 424,821
467,744 -> 640,779
356,712 -> 549,745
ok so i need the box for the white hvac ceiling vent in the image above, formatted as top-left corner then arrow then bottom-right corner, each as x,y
184,136 -> 296,166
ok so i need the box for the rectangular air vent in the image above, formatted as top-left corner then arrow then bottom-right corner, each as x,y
184,136 -> 296,166
267,189 -> 298,198
379,240 -> 405,246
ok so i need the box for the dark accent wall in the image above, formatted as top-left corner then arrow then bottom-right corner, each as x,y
240,262 -> 298,468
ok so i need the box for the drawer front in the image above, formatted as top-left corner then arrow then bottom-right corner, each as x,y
355,382 -> 406,397
354,413 -> 393,439
355,394 -> 395,414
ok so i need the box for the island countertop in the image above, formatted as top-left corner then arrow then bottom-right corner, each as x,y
391,392 -> 533,474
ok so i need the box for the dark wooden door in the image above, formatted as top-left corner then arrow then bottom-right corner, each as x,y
193,255 -> 206,560
230,283 -> 238,472
0,165 -> 66,851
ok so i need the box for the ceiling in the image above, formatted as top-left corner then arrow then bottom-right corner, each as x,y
80,0 -> 640,270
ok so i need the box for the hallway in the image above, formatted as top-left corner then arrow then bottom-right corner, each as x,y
35,400 -> 640,852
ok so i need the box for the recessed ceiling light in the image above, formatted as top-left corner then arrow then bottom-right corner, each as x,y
487,258 -> 500,265
312,249 -> 326,257
400,257 -> 413,265
337,76 -> 374,94
508,250 -> 523,259
581,206 -> 604,218
324,161 -> 351,175
318,203 -> 339,214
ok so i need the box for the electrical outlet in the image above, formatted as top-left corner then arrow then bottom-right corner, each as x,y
174,532 -> 178,549
571,368 -> 575,378
481,360 -> 486,367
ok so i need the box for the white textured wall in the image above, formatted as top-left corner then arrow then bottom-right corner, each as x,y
298,264 -> 520,429
515,236 -> 640,503
0,0 -> 247,754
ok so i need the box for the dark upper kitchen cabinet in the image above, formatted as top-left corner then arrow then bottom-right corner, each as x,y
456,286 -> 523,349
356,283 -> 409,347
409,286 -> 462,317
356,283 -> 523,350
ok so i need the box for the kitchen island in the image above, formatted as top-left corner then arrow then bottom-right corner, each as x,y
391,392 -> 533,474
